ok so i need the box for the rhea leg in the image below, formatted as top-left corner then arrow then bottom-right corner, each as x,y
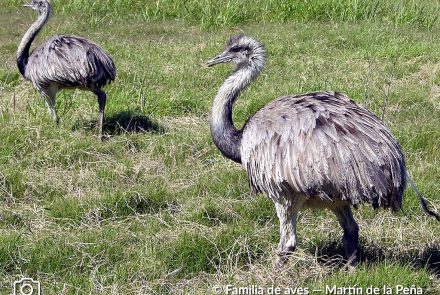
332,205 -> 359,263
40,86 -> 59,124
95,89 -> 106,140
274,197 -> 303,266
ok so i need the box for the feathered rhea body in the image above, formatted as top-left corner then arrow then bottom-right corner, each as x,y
207,35 -> 436,265
241,91 -> 405,210
17,0 -> 115,139
24,35 -> 115,91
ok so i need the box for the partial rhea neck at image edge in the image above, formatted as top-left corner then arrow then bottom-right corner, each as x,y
210,62 -> 263,164
17,5 -> 51,76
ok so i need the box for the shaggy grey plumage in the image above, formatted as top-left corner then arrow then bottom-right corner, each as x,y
207,35 -> 439,265
17,0 -> 116,139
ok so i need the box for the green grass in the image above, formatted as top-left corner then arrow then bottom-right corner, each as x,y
1,0 -> 440,294
3,0 -> 440,29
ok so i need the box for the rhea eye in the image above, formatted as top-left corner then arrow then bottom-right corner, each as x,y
230,46 -> 242,53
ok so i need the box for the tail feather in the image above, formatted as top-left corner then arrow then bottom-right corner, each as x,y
93,48 -> 116,85
407,175 -> 440,221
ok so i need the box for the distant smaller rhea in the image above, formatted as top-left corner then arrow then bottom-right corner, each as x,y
17,0 -> 116,140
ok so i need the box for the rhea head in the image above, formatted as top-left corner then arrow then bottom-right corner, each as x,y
207,35 -> 266,72
23,0 -> 50,14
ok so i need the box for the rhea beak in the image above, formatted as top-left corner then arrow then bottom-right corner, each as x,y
23,3 -> 33,8
207,52 -> 232,67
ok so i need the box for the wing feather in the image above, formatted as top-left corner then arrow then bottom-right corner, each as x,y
27,35 -> 116,89
241,92 -> 406,210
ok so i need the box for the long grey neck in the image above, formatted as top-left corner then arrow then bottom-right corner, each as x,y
17,7 -> 51,77
211,65 -> 260,163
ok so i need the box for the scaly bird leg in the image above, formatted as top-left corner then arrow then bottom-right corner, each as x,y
41,87 -> 59,124
332,205 -> 359,265
274,197 -> 303,267
96,89 -> 107,141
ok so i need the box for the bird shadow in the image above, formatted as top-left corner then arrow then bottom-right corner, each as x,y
308,239 -> 440,276
73,111 -> 166,135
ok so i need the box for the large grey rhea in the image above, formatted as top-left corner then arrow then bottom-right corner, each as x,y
207,35 -> 439,264
17,0 -> 116,140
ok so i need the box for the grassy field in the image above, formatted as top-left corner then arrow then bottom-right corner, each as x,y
1,0 -> 439,294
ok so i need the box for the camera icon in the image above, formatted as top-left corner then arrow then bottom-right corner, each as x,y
13,278 -> 40,295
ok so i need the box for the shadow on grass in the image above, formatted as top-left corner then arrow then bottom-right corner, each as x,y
73,111 -> 166,135
310,239 -> 440,276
